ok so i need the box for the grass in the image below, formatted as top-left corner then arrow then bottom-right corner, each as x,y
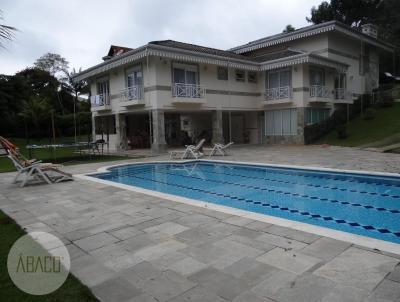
0,210 -> 98,301
318,103 -> 400,147
0,137 -> 132,173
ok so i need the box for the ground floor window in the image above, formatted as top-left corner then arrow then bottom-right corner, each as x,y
305,108 -> 330,125
265,109 -> 297,136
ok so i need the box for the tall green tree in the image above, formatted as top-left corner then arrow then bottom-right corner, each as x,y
34,53 -> 69,78
283,24 -> 296,33
307,0 -> 382,26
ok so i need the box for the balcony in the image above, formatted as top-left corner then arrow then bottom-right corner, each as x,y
309,85 -> 333,103
90,94 -> 111,111
120,85 -> 144,106
171,83 -> 206,104
263,86 -> 293,105
334,88 -> 354,104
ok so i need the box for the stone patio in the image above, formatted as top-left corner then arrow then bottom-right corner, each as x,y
1,145 -> 400,302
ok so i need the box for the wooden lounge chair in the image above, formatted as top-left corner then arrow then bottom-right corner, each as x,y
169,139 -> 206,159
207,142 -> 234,157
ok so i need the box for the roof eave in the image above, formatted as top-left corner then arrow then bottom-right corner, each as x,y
231,21 -> 394,54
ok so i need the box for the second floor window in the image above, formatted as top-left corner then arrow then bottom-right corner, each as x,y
309,67 -> 325,86
235,69 -> 245,82
267,68 -> 291,89
248,71 -> 258,83
126,66 -> 143,87
97,78 -> 109,95
217,67 -> 228,80
172,63 -> 199,85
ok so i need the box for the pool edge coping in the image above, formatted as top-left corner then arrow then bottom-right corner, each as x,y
74,159 -> 400,256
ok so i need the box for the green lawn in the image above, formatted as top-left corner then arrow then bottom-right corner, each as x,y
318,103 -> 400,147
0,137 -> 132,173
0,210 -> 98,301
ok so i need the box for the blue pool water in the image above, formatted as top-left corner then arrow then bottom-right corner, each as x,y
92,161 -> 400,244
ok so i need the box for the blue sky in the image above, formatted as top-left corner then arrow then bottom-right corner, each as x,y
0,0 -> 322,75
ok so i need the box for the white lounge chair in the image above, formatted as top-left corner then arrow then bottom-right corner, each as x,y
208,142 -> 234,157
169,139 -> 206,159
7,153 -> 73,187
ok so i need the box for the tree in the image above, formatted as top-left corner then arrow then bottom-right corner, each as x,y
0,10 -> 17,48
283,24 -> 295,33
306,0 -> 382,27
34,53 -> 69,78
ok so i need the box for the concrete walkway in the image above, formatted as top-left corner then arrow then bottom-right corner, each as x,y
1,145 -> 400,302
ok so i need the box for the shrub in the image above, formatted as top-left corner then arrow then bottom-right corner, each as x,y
336,124 -> 348,139
379,95 -> 394,108
332,109 -> 347,125
363,108 -> 376,120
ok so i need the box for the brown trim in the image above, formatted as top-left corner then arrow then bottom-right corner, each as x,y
293,87 -> 310,92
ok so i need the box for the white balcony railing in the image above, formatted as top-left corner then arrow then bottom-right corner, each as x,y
265,86 -> 292,101
120,85 -> 143,102
90,93 -> 110,107
334,88 -> 346,99
310,85 -> 331,98
172,83 -> 206,98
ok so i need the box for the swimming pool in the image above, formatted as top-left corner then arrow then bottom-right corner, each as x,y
90,161 -> 400,245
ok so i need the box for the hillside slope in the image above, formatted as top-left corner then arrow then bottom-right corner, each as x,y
317,103 -> 400,147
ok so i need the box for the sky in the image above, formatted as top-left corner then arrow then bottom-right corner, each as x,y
0,0 -> 322,75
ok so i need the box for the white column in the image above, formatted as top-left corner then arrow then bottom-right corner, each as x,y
151,109 -> 167,153
212,110 -> 224,144
91,114 -> 96,141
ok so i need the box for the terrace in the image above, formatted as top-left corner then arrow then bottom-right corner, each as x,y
1,145 -> 400,301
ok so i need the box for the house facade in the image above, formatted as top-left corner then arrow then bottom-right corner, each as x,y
73,21 -> 394,152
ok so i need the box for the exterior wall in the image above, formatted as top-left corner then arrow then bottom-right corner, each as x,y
87,30 -> 384,149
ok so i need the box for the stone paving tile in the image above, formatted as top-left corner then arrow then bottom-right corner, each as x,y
364,279 -> 400,302
89,242 -> 129,262
134,239 -> 187,261
91,277 -> 143,302
264,225 -> 321,244
149,251 -> 188,271
121,233 -> 157,252
103,252 -> 144,272
64,243 -> 87,260
143,221 -> 190,236
300,237 -> 351,261
256,247 -> 322,275
251,269 -> 297,299
174,213 -> 219,228
244,220 -> 273,231
228,234 -> 276,252
139,270 -> 196,302
174,227 -> 221,246
386,264 -> 400,283
223,257 -> 278,287
319,285 -> 369,302
255,232 -> 308,251
108,225 -> 144,240
73,232 -> 120,252
168,256 -> 208,276
169,285 -> 227,302
189,267 -> 251,301
223,215 -> 254,226
232,291 -> 274,302
272,273 -> 336,302
314,247 -> 399,291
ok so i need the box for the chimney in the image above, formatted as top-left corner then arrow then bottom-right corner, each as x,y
361,24 -> 378,39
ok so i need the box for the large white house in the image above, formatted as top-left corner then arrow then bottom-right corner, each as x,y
73,21 -> 394,152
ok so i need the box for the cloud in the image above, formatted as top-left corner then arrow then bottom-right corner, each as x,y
0,0 -> 322,75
